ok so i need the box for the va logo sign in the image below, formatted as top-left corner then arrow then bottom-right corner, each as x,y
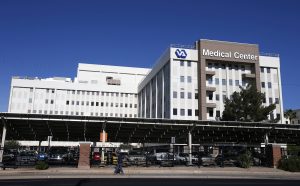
175,49 -> 187,59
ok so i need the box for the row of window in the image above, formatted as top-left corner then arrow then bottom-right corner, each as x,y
261,67 -> 271,73
207,92 -> 280,104
207,77 -> 247,86
261,82 -> 272,88
173,91 -> 198,99
173,108 -> 198,116
180,60 -> 192,67
27,109 -> 137,117
180,76 -> 192,83
208,63 -> 246,71
30,88 -> 138,97
66,100 -> 137,108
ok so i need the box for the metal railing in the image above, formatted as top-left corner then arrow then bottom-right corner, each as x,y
170,44 -> 196,49
260,52 -> 280,57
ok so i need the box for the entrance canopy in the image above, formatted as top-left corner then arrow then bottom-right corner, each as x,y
1,113 -> 300,145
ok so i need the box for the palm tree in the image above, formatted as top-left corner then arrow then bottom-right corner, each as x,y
284,109 -> 297,124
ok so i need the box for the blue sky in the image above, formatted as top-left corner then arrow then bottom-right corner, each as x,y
0,0 -> 300,112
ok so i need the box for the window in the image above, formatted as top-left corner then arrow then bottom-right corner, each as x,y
261,67 -> 264,73
263,97 -> 266,103
208,77 -> 213,84
125,103 -> 128,108
180,109 -> 185,116
223,95 -> 227,102
268,82 -> 272,88
86,101 -> 89,106
180,60 -> 184,66
241,65 -> 245,71
96,102 -> 99,106
29,98 -> 32,103
173,108 -> 177,115
55,111 -> 58,115
214,63 -> 219,69
222,79 -> 226,85
195,109 -> 199,116
111,103 -> 113,107
82,91 -> 85,95
101,92 -> 104,96
208,63 -> 212,69
216,94 -> 220,101
269,98 -> 273,104
72,90 -> 75,94
115,103 -> 119,107
261,82 -> 265,88
30,88 -> 33,92
91,102 -> 94,106
235,80 -> 239,86
221,64 -> 226,69
81,101 -> 84,106
50,100 -> 54,104
180,76 -> 184,82
180,92 -> 184,99
242,80 -> 246,86
187,76 -> 192,83
76,101 -> 79,105
187,61 -> 191,67
52,89 -> 55,93
187,92 -> 192,99
173,91 -> 177,98
186,109 -> 191,116
72,101 -> 75,105
215,78 -> 219,85
120,103 -> 123,107
130,104 -> 132,108
195,93 -> 198,99
216,110 -> 221,117
235,65 -> 239,70
134,104 -> 137,108
77,90 -> 80,95
228,64 -> 232,70
275,98 -> 279,104
229,79 -> 233,86
209,109 -> 213,117
267,68 -> 271,73
66,100 -> 69,105
45,99 -> 48,104
208,92 -> 213,100
101,102 -> 104,106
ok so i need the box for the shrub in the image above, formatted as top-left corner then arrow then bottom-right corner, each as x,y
278,156 -> 300,172
237,151 -> 253,168
35,161 -> 49,170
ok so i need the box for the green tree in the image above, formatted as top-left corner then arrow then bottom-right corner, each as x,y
221,85 -> 277,122
284,109 -> 297,124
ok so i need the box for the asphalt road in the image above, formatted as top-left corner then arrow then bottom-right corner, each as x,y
0,179 -> 299,186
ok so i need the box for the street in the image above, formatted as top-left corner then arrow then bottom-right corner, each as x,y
0,179 -> 299,186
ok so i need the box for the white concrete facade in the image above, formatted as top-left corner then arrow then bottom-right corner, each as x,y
138,41 -> 284,123
9,63 -> 150,118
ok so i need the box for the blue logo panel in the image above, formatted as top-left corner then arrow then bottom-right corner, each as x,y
175,49 -> 187,59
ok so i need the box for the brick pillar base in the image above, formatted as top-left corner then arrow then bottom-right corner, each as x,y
78,142 -> 91,169
266,144 -> 282,168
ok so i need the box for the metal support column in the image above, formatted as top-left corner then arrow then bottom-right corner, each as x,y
187,131 -> 193,166
0,117 -> 7,168
100,122 -> 106,166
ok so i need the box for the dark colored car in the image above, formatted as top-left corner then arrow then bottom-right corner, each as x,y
16,150 -> 37,166
48,147 -> 69,164
91,152 -> 101,166
200,154 -> 217,166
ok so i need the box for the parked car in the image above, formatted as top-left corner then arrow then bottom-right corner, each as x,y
16,150 -> 37,166
2,151 -> 18,168
48,147 -> 69,164
199,154 -> 217,166
127,151 -> 146,166
215,154 -> 238,166
91,152 -> 101,165
174,153 -> 187,165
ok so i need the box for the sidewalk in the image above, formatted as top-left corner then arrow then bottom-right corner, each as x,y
1,166 -> 300,180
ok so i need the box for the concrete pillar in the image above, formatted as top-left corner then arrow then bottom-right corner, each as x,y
187,131 -> 192,166
78,142 -> 91,169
